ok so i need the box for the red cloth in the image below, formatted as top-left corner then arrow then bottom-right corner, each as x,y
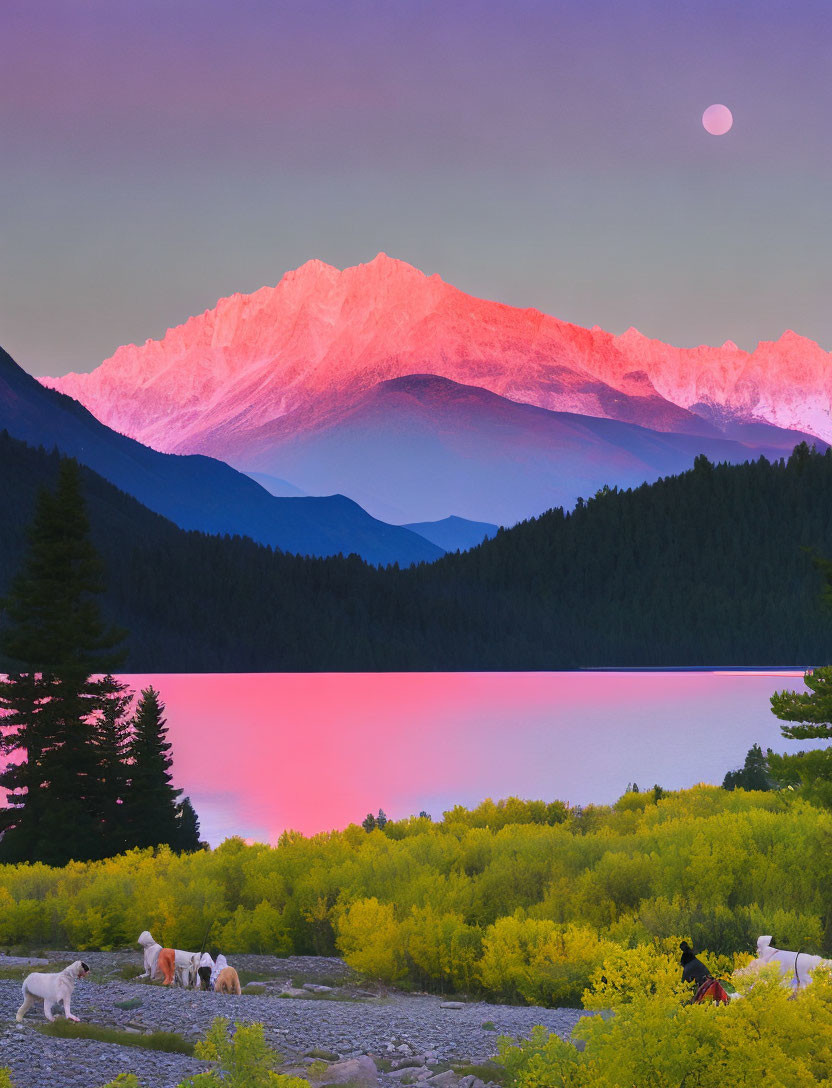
692,978 -> 729,1005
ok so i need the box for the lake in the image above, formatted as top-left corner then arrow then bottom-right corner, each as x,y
117,670 -> 813,846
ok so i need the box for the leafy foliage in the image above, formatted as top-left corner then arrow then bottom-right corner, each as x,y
181,1017 -> 310,1087
0,787 -> 830,1001
497,965 -> 832,1087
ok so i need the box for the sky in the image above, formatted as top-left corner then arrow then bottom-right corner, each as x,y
1,0 -> 831,377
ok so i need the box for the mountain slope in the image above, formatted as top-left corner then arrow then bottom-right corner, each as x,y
225,373 -> 827,524
45,254 -> 832,453
2,431 -> 830,670
0,346 -> 441,566
402,515 -> 499,553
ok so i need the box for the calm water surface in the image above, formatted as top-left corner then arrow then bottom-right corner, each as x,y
119,671 -> 811,846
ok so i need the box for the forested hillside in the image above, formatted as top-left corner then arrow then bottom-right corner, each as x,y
2,431 -> 832,669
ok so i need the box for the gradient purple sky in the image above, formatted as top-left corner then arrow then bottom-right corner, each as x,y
2,0 -> 830,376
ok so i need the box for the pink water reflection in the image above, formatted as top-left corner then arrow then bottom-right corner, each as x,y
120,671 -> 807,846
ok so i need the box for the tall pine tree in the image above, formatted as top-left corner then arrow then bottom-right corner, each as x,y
174,797 -> 203,852
0,460 -> 126,864
122,686 -> 182,850
95,673 -> 134,857
768,667 -> 832,808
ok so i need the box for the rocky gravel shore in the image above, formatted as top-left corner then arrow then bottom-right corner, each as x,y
0,952 -> 588,1088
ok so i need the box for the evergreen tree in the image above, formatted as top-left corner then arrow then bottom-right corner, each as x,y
0,459 -> 125,864
362,813 -> 376,832
770,667 -> 832,741
0,672 -> 43,861
95,674 -> 135,856
769,668 -> 832,806
376,808 -> 388,829
174,796 -> 203,852
122,686 -> 181,849
9,433 -> 832,673
723,743 -> 774,791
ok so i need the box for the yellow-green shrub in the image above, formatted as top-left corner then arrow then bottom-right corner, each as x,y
180,1017 -> 310,1087
336,897 -> 406,980
479,917 -> 618,1007
498,968 -> 832,1087
401,904 -> 482,992
1,787 -> 830,1007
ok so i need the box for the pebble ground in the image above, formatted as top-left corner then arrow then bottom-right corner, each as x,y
0,951 -> 588,1088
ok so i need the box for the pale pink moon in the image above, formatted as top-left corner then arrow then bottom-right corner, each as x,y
702,104 -> 733,135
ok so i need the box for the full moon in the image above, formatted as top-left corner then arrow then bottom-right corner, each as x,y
702,104 -> 733,135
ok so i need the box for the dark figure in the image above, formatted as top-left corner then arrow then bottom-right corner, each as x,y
197,965 -> 213,990
680,941 -> 711,987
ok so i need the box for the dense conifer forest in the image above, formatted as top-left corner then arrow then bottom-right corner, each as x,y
2,430 -> 832,670
0,453 -> 201,862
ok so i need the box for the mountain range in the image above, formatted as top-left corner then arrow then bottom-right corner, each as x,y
3,429 -> 830,670
0,346 -> 442,566
42,254 -> 830,524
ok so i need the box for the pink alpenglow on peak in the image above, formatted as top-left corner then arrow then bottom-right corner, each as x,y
41,254 -> 832,521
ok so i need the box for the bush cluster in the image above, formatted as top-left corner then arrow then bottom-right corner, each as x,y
497,955 -> 832,1086
0,788 -> 829,1005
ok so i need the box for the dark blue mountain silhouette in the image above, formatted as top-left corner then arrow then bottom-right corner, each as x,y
0,346 -> 442,567
403,515 -> 499,552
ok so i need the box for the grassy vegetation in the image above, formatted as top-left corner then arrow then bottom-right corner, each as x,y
35,1019 -> 195,1055
453,1061 -> 507,1084
115,964 -> 144,981
290,974 -> 346,988
0,961 -> 69,981
0,966 -> 32,981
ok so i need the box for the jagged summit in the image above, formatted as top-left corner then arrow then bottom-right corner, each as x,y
42,255 -> 832,459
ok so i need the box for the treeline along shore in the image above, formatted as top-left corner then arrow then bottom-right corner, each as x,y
2,430 -> 832,671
